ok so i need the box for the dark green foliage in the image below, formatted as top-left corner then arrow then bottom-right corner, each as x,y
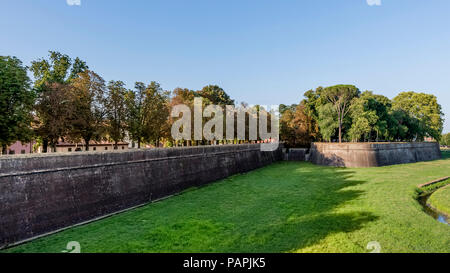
392,92 -> 444,141
69,70 -> 107,151
296,86 -> 444,143
142,82 -> 170,146
105,81 -> 127,148
321,85 -> 360,143
198,85 -> 235,106
125,82 -> 147,148
125,81 -> 170,148
441,133 -> 450,146
31,51 -> 89,152
317,103 -> 338,142
30,51 -> 88,90
0,56 -> 35,154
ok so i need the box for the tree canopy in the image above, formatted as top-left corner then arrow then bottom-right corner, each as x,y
69,70 -> 107,150
392,92 -> 444,141
30,51 -> 88,89
1,53 -> 447,154
321,85 -> 360,143
0,56 -> 35,154
281,85 -> 445,146
441,133 -> 450,146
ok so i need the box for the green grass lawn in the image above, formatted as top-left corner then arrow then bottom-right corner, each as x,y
429,185 -> 450,216
3,151 -> 450,253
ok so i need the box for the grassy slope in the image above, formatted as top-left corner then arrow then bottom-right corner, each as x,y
4,151 -> 450,253
429,186 -> 450,216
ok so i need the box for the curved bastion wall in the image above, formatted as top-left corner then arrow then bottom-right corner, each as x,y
0,144 -> 282,248
309,142 -> 442,168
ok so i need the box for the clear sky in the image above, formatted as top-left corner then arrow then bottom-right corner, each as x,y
1,0 -> 449,132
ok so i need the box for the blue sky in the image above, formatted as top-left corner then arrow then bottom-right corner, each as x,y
1,0 -> 449,132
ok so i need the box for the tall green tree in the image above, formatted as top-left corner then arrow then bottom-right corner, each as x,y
348,95 -> 378,142
347,91 -> 392,142
367,92 -> 391,141
317,103 -> 339,142
105,81 -> 127,149
125,82 -> 170,148
125,82 -> 147,148
300,86 -> 444,144
386,109 -> 414,141
30,51 -> 88,89
31,51 -> 88,152
0,56 -> 35,154
441,133 -> 450,146
321,85 -> 360,143
142,82 -> 170,147
392,92 -> 444,141
69,70 -> 107,151
302,87 -> 324,122
34,83 -> 74,152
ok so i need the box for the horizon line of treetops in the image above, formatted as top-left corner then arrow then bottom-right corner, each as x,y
0,51 -> 446,154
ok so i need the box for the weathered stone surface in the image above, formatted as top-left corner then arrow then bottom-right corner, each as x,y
0,144 -> 282,248
309,142 -> 441,167
287,148 -> 307,161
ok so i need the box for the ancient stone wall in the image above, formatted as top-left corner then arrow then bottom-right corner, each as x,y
309,142 -> 441,167
0,144 -> 282,248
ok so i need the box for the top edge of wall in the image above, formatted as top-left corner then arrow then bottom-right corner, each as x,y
0,144 -> 280,176
0,144 -> 263,160
312,142 -> 438,146
311,142 -> 439,150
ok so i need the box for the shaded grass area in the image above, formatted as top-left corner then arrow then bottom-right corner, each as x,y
429,186 -> 450,216
3,151 -> 450,253
441,149 -> 450,160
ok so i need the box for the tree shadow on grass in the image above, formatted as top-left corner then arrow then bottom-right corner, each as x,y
131,162 -> 377,253
216,163 -> 377,253
441,150 -> 450,160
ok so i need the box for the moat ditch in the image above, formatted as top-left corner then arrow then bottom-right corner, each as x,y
417,178 -> 450,226
418,193 -> 449,225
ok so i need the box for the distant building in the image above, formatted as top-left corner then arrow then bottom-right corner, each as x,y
53,141 -> 129,153
4,140 -> 129,155
6,141 -> 35,155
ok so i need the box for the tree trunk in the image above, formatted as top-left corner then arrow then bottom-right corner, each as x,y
84,138 -> 90,151
1,144 -> 7,155
338,121 -> 342,143
43,139 -> 49,153
138,140 -> 141,149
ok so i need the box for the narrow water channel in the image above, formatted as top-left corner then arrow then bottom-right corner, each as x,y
418,193 -> 449,225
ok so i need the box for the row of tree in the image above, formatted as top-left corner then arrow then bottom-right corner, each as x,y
0,52 -> 238,154
280,85 -> 445,147
0,52 -> 446,154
